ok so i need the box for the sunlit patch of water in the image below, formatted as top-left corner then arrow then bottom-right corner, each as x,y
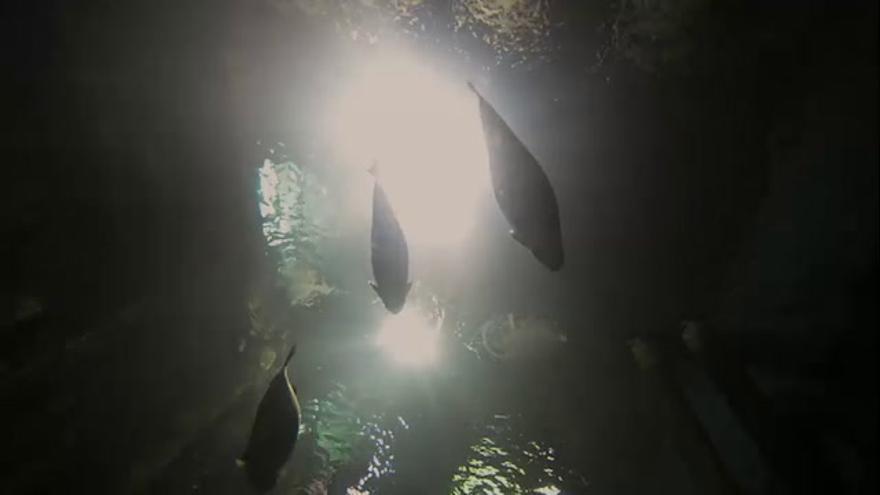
348,415 -> 409,493
251,139 -> 581,492
450,414 -> 588,494
298,389 -> 587,494
256,145 -> 338,308
376,290 -> 446,368
298,386 -> 410,493
326,50 -> 490,248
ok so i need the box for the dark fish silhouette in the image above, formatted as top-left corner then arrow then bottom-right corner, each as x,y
239,344 -> 302,492
469,82 -> 564,271
368,163 -> 411,313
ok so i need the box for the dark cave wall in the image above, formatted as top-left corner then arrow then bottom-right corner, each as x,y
3,1 -> 263,492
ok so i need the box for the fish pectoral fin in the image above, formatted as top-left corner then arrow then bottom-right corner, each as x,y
369,281 -> 379,293
509,229 -> 523,244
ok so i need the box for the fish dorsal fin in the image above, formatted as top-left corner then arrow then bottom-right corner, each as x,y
281,344 -> 297,372
369,280 -> 379,293
510,229 -> 525,245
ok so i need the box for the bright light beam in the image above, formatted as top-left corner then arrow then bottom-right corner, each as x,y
328,51 -> 489,247
376,307 -> 440,367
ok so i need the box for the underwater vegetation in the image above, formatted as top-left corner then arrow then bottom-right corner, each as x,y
264,0 -> 557,66
596,0 -> 709,73
451,0 -> 554,65
264,0 -> 712,72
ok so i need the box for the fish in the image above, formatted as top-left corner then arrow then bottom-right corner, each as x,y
368,162 -> 411,313
239,344 -> 302,492
468,82 -> 565,271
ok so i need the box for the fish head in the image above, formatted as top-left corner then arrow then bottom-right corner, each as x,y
510,226 -> 564,271
383,281 -> 411,314
532,240 -> 564,271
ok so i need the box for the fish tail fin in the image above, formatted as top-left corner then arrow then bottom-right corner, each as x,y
282,344 -> 297,370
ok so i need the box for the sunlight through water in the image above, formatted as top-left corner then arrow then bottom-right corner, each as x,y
376,306 -> 441,367
328,51 -> 489,247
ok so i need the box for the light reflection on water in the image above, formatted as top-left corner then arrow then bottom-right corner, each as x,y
255,142 -> 586,493
298,386 -> 408,493
299,386 -> 585,494
451,415 -> 585,495
350,417 -> 403,492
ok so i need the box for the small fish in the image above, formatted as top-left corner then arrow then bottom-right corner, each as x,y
468,82 -> 564,271
239,344 -> 302,492
368,163 -> 411,313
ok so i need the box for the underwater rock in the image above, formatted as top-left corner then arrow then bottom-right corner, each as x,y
14,296 -> 43,323
279,260 -> 336,308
